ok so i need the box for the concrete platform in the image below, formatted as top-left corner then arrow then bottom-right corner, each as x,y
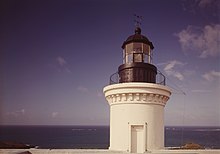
0,149 -> 220,154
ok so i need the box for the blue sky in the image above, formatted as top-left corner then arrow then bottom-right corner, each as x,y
0,0 -> 219,126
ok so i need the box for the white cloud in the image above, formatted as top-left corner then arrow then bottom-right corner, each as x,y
56,56 -> 67,66
97,91 -> 103,98
6,109 -> 25,117
183,70 -> 196,78
202,70 -> 220,81
163,60 -> 185,81
198,0 -> 216,8
175,24 -> 220,58
77,86 -> 89,93
191,89 -> 212,93
64,68 -> 72,73
21,109 -> 25,114
51,112 -> 59,118
182,0 -> 219,14
55,56 -> 72,73
163,60 -> 185,71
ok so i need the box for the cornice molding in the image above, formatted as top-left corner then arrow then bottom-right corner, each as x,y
106,93 -> 169,106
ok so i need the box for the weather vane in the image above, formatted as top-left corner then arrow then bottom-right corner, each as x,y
134,14 -> 143,28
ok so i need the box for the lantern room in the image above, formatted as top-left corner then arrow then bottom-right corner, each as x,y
122,27 -> 154,64
118,27 -> 157,83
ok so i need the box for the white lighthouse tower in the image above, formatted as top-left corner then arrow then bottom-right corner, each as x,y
103,26 -> 171,153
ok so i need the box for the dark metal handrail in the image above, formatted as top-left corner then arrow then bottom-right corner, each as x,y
156,71 -> 166,85
110,72 -> 119,85
109,71 -> 166,85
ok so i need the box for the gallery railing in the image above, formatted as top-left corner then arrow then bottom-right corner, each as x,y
110,71 -> 166,85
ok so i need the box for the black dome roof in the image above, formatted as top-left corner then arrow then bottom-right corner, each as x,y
122,27 -> 154,49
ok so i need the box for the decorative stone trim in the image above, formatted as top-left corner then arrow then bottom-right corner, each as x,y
106,93 -> 169,106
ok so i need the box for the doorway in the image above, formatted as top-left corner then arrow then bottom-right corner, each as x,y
131,125 -> 145,153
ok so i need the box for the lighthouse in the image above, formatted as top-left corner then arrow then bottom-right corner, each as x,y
103,26 -> 171,153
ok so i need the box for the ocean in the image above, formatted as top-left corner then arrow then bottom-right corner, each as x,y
0,126 -> 219,149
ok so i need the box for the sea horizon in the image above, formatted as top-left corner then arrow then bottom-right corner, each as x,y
1,125 -> 219,149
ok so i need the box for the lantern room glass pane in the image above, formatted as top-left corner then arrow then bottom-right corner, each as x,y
133,53 -> 143,62
126,54 -> 133,63
133,43 -> 142,53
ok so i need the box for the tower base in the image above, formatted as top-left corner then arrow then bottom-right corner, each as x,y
103,83 -> 171,153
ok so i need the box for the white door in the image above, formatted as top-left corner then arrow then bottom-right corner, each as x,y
131,125 -> 144,153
